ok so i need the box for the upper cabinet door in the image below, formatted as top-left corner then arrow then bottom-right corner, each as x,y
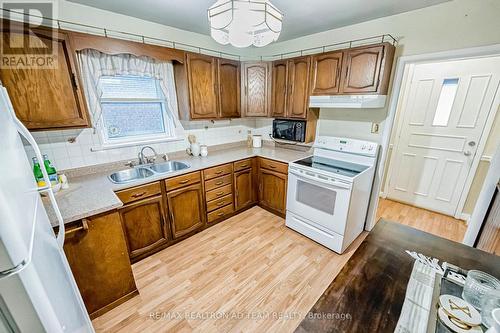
340,44 -> 385,94
217,59 -> 240,118
271,60 -> 288,118
0,27 -> 90,130
287,56 -> 311,119
310,52 -> 343,95
186,53 -> 218,119
241,62 -> 270,117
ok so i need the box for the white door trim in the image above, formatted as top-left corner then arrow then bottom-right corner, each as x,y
366,43 -> 500,232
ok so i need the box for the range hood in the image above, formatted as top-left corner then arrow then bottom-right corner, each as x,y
309,95 -> 387,108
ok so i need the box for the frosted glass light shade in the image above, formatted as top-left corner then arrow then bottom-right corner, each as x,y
208,0 -> 283,48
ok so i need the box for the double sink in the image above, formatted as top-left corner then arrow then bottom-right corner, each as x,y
109,161 -> 190,184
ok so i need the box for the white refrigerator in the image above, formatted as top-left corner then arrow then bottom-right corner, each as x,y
0,86 -> 94,332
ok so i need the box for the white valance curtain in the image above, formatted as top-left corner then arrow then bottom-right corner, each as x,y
77,49 -> 183,137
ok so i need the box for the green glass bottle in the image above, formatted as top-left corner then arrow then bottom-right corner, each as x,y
32,157 -> 45,187
42,154 -> 58,185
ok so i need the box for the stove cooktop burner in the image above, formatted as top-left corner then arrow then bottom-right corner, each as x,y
293,156 -> 368,178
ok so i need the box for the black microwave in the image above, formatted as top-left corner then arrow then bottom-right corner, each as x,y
272,119 -> 307,143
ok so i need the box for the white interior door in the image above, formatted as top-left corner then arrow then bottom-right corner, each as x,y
387,56 -> 500,216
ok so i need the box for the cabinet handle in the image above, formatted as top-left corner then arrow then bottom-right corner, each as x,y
216,191 -> 224,196
215,170 -> 223,174
65,219 -> 89,235
178,179 -> 189,184
131,191 -> 147,198
217,201 -> 225,206
217,212 -> 225,217
215,181 -> 224,186
269,165 -> 276,169
239,164 -> 248,168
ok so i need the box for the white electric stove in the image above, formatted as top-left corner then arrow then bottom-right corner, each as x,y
286,136 -> 379,254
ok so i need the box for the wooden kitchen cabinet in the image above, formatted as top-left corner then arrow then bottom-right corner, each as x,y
181,53 -> 219,119
0,24 -> 90,130
175,53 -> 240,120
62,211 -> 137,319
259,169 -> 288,216
287,56 -> 311,118
167,183 -> 206,239
218,58 -> 240,118
271,56 -> 311,119
241,62 -> 271,117
310,51 -> 343,95
119,195 -> 170,262
271,60 -> 288,118
340,43 -> 395,94
258,158 -> 288,216
234,168 -> 254,211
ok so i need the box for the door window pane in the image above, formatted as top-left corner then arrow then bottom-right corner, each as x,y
432,78 -> 459,126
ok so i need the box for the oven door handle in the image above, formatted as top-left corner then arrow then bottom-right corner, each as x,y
289,170 -> 351,189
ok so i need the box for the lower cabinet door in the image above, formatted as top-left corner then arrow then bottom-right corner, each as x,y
63,211 -> 137,318
234,168 -> 254,210
119,195 -> 169,260
259,169 -> 288,214
167,183 -> 206,239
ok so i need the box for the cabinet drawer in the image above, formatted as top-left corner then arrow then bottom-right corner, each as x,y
233,158 -> 252,172
116,182 -> 161,204
203,163 -> 233,180
205,174 -> 232,191
207,194 -> 233,212
165,171 -> 201,191
207,204 -> 234,223
206,184 -> 232,202
259,158 -> 288,174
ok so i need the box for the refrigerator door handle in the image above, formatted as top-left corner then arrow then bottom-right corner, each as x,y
0,198 -> 38,280
1,87 -> 66,247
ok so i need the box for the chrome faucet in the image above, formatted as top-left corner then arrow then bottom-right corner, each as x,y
138,146 -> 158,165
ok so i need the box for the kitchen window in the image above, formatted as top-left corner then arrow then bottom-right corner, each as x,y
97,75 -> 175,144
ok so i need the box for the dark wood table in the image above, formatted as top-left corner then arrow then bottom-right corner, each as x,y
295,219 -> 500,333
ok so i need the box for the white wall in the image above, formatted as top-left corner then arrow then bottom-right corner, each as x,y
23,0 -> 500,171
245,0 -> 500,59
249,0 -> 500,144
57,0 -> 245,58
25,119 -> 269,170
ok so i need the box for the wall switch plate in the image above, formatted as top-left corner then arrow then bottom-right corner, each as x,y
371,123 -> 380,134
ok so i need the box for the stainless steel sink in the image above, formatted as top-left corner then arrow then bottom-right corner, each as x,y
148,161 -> 190,174
109,167 -> 154,184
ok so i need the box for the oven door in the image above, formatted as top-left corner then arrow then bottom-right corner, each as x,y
287,168 -> 352,236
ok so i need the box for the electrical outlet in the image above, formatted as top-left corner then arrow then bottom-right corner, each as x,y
371,123 -> 379,134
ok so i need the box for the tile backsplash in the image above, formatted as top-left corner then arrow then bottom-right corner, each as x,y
24,118 -> 273,171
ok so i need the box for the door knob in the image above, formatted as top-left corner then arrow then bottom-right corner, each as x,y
468,141 -> 476,147
464,151 -> 471,156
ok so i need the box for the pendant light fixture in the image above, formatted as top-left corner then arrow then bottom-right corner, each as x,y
208,0 -> 283,48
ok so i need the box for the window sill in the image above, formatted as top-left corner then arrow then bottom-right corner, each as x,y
90,136 -> 184,151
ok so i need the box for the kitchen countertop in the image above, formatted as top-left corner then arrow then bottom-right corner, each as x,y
43,145 -> 311,227
295,220 -> 500,333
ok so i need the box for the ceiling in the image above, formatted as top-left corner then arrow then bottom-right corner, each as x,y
66,0 -> 451,42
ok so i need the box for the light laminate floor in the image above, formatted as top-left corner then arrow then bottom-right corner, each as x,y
376,198 -> 467,243
92,206 -> 366,333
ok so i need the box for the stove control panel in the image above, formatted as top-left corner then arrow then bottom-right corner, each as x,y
314,136 -> 378,157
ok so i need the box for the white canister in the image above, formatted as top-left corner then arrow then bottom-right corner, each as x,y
252,135 -> 262,148
186,142 -> 201,156
200,145 -> 208,157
